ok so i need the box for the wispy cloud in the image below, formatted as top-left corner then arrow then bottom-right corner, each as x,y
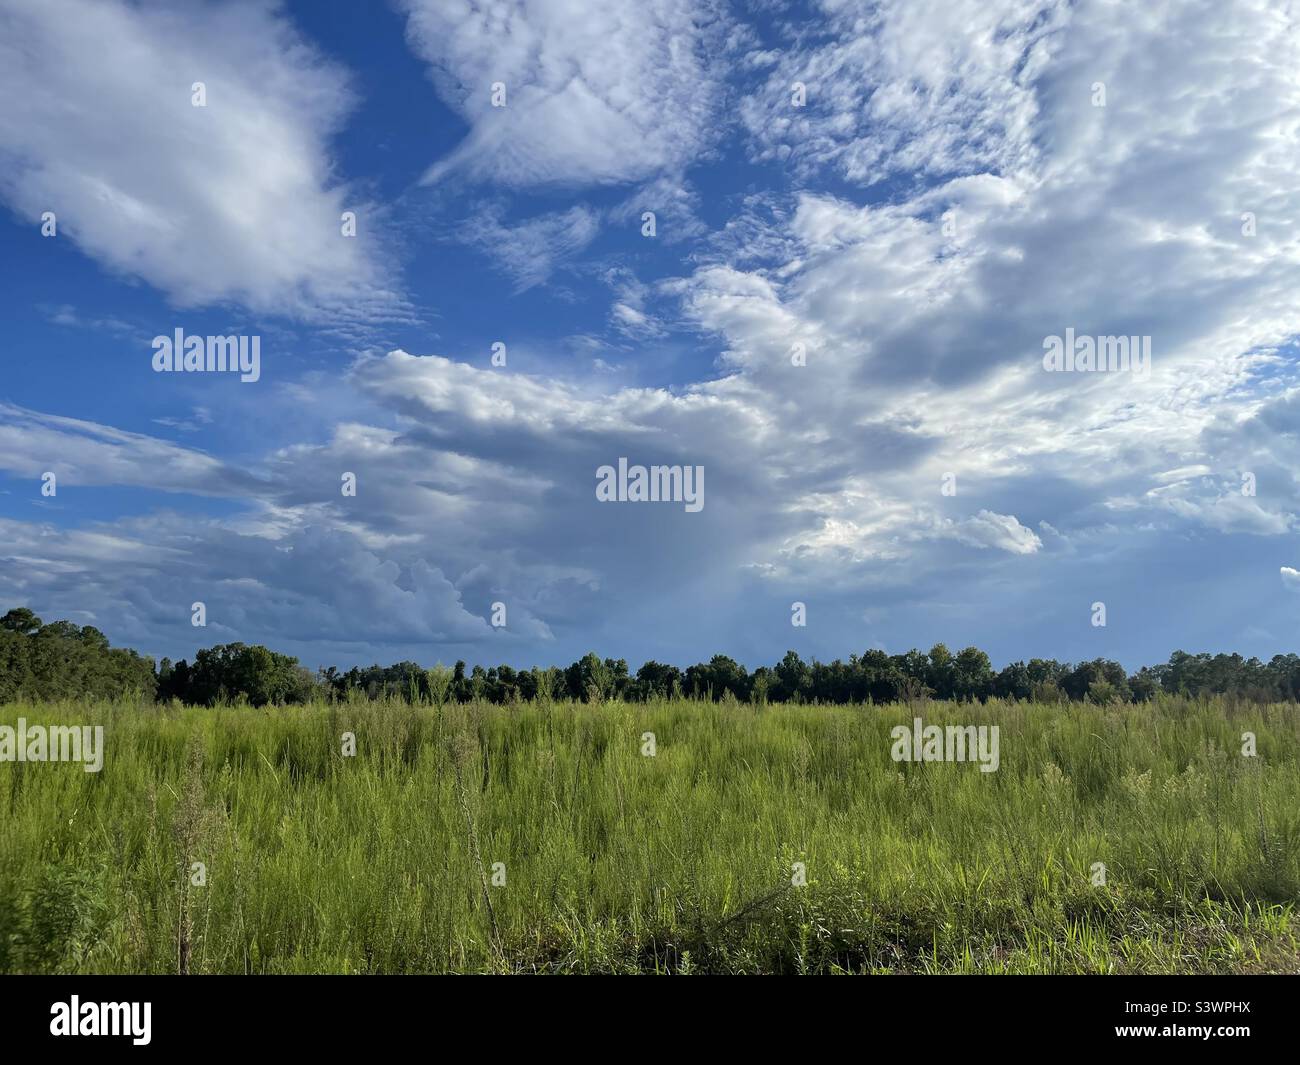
0,0 -> 407,327
402,0 -> 739,187
458,204 -> 600,291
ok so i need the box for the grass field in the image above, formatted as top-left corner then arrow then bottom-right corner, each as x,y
2,695 -> 1298,974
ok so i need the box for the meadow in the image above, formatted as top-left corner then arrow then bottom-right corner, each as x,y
2,695 -> 1298,974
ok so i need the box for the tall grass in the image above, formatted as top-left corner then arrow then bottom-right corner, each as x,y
2,695 -> 1297,973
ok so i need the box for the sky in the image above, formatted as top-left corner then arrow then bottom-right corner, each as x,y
1,0 -> 1298,674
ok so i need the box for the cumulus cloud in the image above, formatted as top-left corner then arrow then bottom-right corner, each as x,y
0,516 -> 498,663
949,511 -> 1043,555
674,0 -> 1300,568
6,0 -> 1300,671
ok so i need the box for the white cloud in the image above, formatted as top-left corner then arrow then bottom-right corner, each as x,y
0,0 -> 405,323
7,0 -> 1300,669
950,510 -> 1044,555
740,0 -> 1065,184
0,402 -> 253,496
673,0 -> 1300,564
458,204 -> 600,291
402,0 -> 736,187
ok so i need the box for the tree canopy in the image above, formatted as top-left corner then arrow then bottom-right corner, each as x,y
4,605 -> 1300,708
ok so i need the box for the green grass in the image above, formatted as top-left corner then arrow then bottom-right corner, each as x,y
2,695 -> 1298,974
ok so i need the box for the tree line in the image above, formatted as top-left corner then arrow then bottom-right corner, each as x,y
5,605 -> 1300,708
0,608 -> 156,703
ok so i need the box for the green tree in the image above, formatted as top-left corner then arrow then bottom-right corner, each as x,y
1,607 -> 42,634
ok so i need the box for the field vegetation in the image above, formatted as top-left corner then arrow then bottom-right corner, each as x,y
3,694 -> 1298,974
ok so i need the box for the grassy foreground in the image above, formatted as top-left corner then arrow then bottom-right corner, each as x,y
2,696 -> 1298,974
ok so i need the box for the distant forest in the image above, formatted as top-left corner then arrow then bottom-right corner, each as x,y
3,605 -> 1300,707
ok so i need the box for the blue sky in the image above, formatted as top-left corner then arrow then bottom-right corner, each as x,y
2,0 -> 1299,674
